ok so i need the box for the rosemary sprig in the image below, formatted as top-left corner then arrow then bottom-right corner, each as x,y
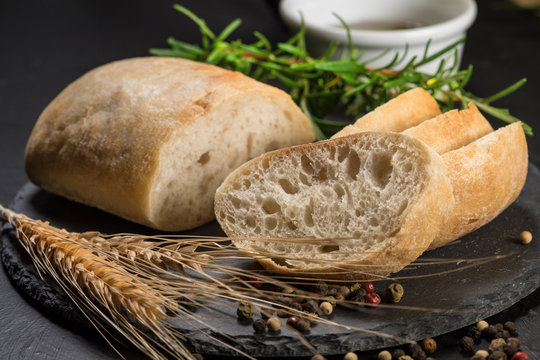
150,5 -> 532,139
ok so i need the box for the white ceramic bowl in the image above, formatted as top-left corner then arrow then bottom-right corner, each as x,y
279,0 -> 477,74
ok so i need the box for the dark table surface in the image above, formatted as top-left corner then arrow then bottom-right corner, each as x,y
1,0 -> 539,359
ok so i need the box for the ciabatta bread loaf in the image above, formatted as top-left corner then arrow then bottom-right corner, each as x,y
332,88 -> 441,138
215,132 -> 454,278
25,57 -> 314,231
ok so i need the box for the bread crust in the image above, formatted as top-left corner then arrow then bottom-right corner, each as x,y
216,132 -> 454,279
430,122 -> 528,248
25,57 -> 314,230
332,88 -> 441,139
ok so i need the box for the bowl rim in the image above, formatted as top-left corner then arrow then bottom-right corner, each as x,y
279,0 -> 477,47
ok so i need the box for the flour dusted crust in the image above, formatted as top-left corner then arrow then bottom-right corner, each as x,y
25,57 -> 314,231
215,132 -> 454,278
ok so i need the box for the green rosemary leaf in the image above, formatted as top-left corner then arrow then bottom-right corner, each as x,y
484,78 -> 527,104
253,31 -> 271,51
277,43 -> 307,58
148,48 -> 198,59
173,4 -> 215,48
166,37 -> 206,56
315,60 -> 364,73
414,37 -> 465,68
333,12 -> 354,59
216,18 -> 242,42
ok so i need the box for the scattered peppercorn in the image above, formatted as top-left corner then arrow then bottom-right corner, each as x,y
490,338 -> 506,353
503,340 -> 519,357
303,300 -> 319,314
386,283 -> 404,303
477,320 -> 489,332
266,317 -> 281,332
291,301 -> 303,311
322,296 -> 337,307
316,281 -> 329,295
422,338 -> 437,354
363,282 -> 375,293
495,329 -> 510,341
468,325 -> 482,341
409,342 -> 427,360
398,356 -> 414,360
338,285 -> 351,298
237,301 -> 254,320
472,355 -> 485,360
488,350 -> 507,360
484,325 -> 498,339
378,350 -> 392,360
286,316 -> 298,328
365,292 -> 381,305
495,323 -> 504,331
311,355 -> 327,360
295,318 -> 311,332
260,307 -> 275,320
392,349 -> 406,360
350,283 -> 362,293
335,292 -> 346,301
504,321 -> 518,337
519,231 -> 532,244
253,318 -> 266,333
349,288 -> 367,303
277,309 -> 290,318
344,352 -> 358,360
282,286 -> 295,294
511,352 -> 529,360
459,336 -> 475,352
475,350 -> 490,359
320,301 -> 333,316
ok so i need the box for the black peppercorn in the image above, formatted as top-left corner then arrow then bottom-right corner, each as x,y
350,288 -> 367,302
286,316 -> 298,327
253,318 -> 266,333
468,325 -> 482,341
459,336 -> 475,352
302,300 -> 319,314
294,318 -> 311,332
495,323 -> 504,331
260,307 -> 275,320
503,321 -> 518,337
392,349 -> 406,360
409,342 -> 427,360
495,330 -> 510,341
315,281 -> 329,295
503,341 -> 519,357
484,325 -> 498,339
277,309 -> 290,318
488,351 -> 507,360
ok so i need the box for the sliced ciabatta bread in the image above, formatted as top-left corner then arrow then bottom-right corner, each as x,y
332,88 -> 441,138
25,57 -> 314,231
214,132 -> 454,278
429,122 -> 528,249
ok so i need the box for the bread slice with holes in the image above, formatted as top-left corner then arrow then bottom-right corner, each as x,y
25,57 -> 314,231
214,132 -> 454,278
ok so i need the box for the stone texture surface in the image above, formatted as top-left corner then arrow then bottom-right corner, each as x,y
2,163 -> 540,357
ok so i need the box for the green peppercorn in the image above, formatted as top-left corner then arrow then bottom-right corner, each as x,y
422,338 -> 437,354
459,336 -> 475,352
398,356 -> 414,360
378,350 -> 392,360
253,318 -> 266,333
386,283 -> 404,303
320,301 -> 333,316
237,301 -> 253,320
490,338 -> 506,353
350,283 -> 362,293
266,317 -> 281,332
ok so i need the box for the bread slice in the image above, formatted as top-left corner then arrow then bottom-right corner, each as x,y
332,88 -> 441,139
214,132 -> 454,278
430,122 -> 528,249
25,57 -> 314,231
403,103 -> 493,154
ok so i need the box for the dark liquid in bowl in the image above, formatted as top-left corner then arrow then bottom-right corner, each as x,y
341,20 -> 424,31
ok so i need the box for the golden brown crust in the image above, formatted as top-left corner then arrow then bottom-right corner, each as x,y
331,88 -> 441,139
429,122 -> 528,248
25,57 -> 314,230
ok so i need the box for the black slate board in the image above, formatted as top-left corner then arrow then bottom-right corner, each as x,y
2,163 -> 540,357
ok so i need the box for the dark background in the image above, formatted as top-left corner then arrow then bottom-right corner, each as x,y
0,0 -> 539,359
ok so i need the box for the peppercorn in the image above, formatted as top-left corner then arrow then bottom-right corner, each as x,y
277,295 -> 293,306
490,338 -> 506,353
363,282 -> 375,293
386,283 -> 404,303
337,285 -> 350,297
506,337 -> 520,349
409,342 -> 427,360
266,317 -> 281,332
303,300 -> 319,314
315,281 -> 329,295
286,316 -> 298,327
260,307 -> 275,320
475,350 -> 490,359
422,338 -> 437,354
237,301 -> 254,320
320,301 -> 333,316
322,295 -> 337,307
503,341 -> 519,357
282,286 -> 295,294
344,352 -> 358,360
511,352 -> 529,360
477,320 -> 489,332
378,350 -> 392,360
496,329 -> 510,340
365,292 -> 381,305
350,283 -> 362,293
392,349 -> 406,360
472,355 -> 486,360
519,231 -> 532,244
488,351 -> 507,360
468,325 -> 482,341
495,323 -> 504,331
253,318 -> 266,333
291,301 -> 303,311
327,286 -> 338,296
504,321 -> 518,337
335,292 -> 346,301
484,325 -> 498,339
397,356 -> 414,360
350,288 -> 367,303
311,355 -> 327,360
295,318 -> 311,332
459,336 -> 475,352
277,308 -> 290,318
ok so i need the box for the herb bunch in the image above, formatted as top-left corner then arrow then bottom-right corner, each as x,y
154,5 -> 531,140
